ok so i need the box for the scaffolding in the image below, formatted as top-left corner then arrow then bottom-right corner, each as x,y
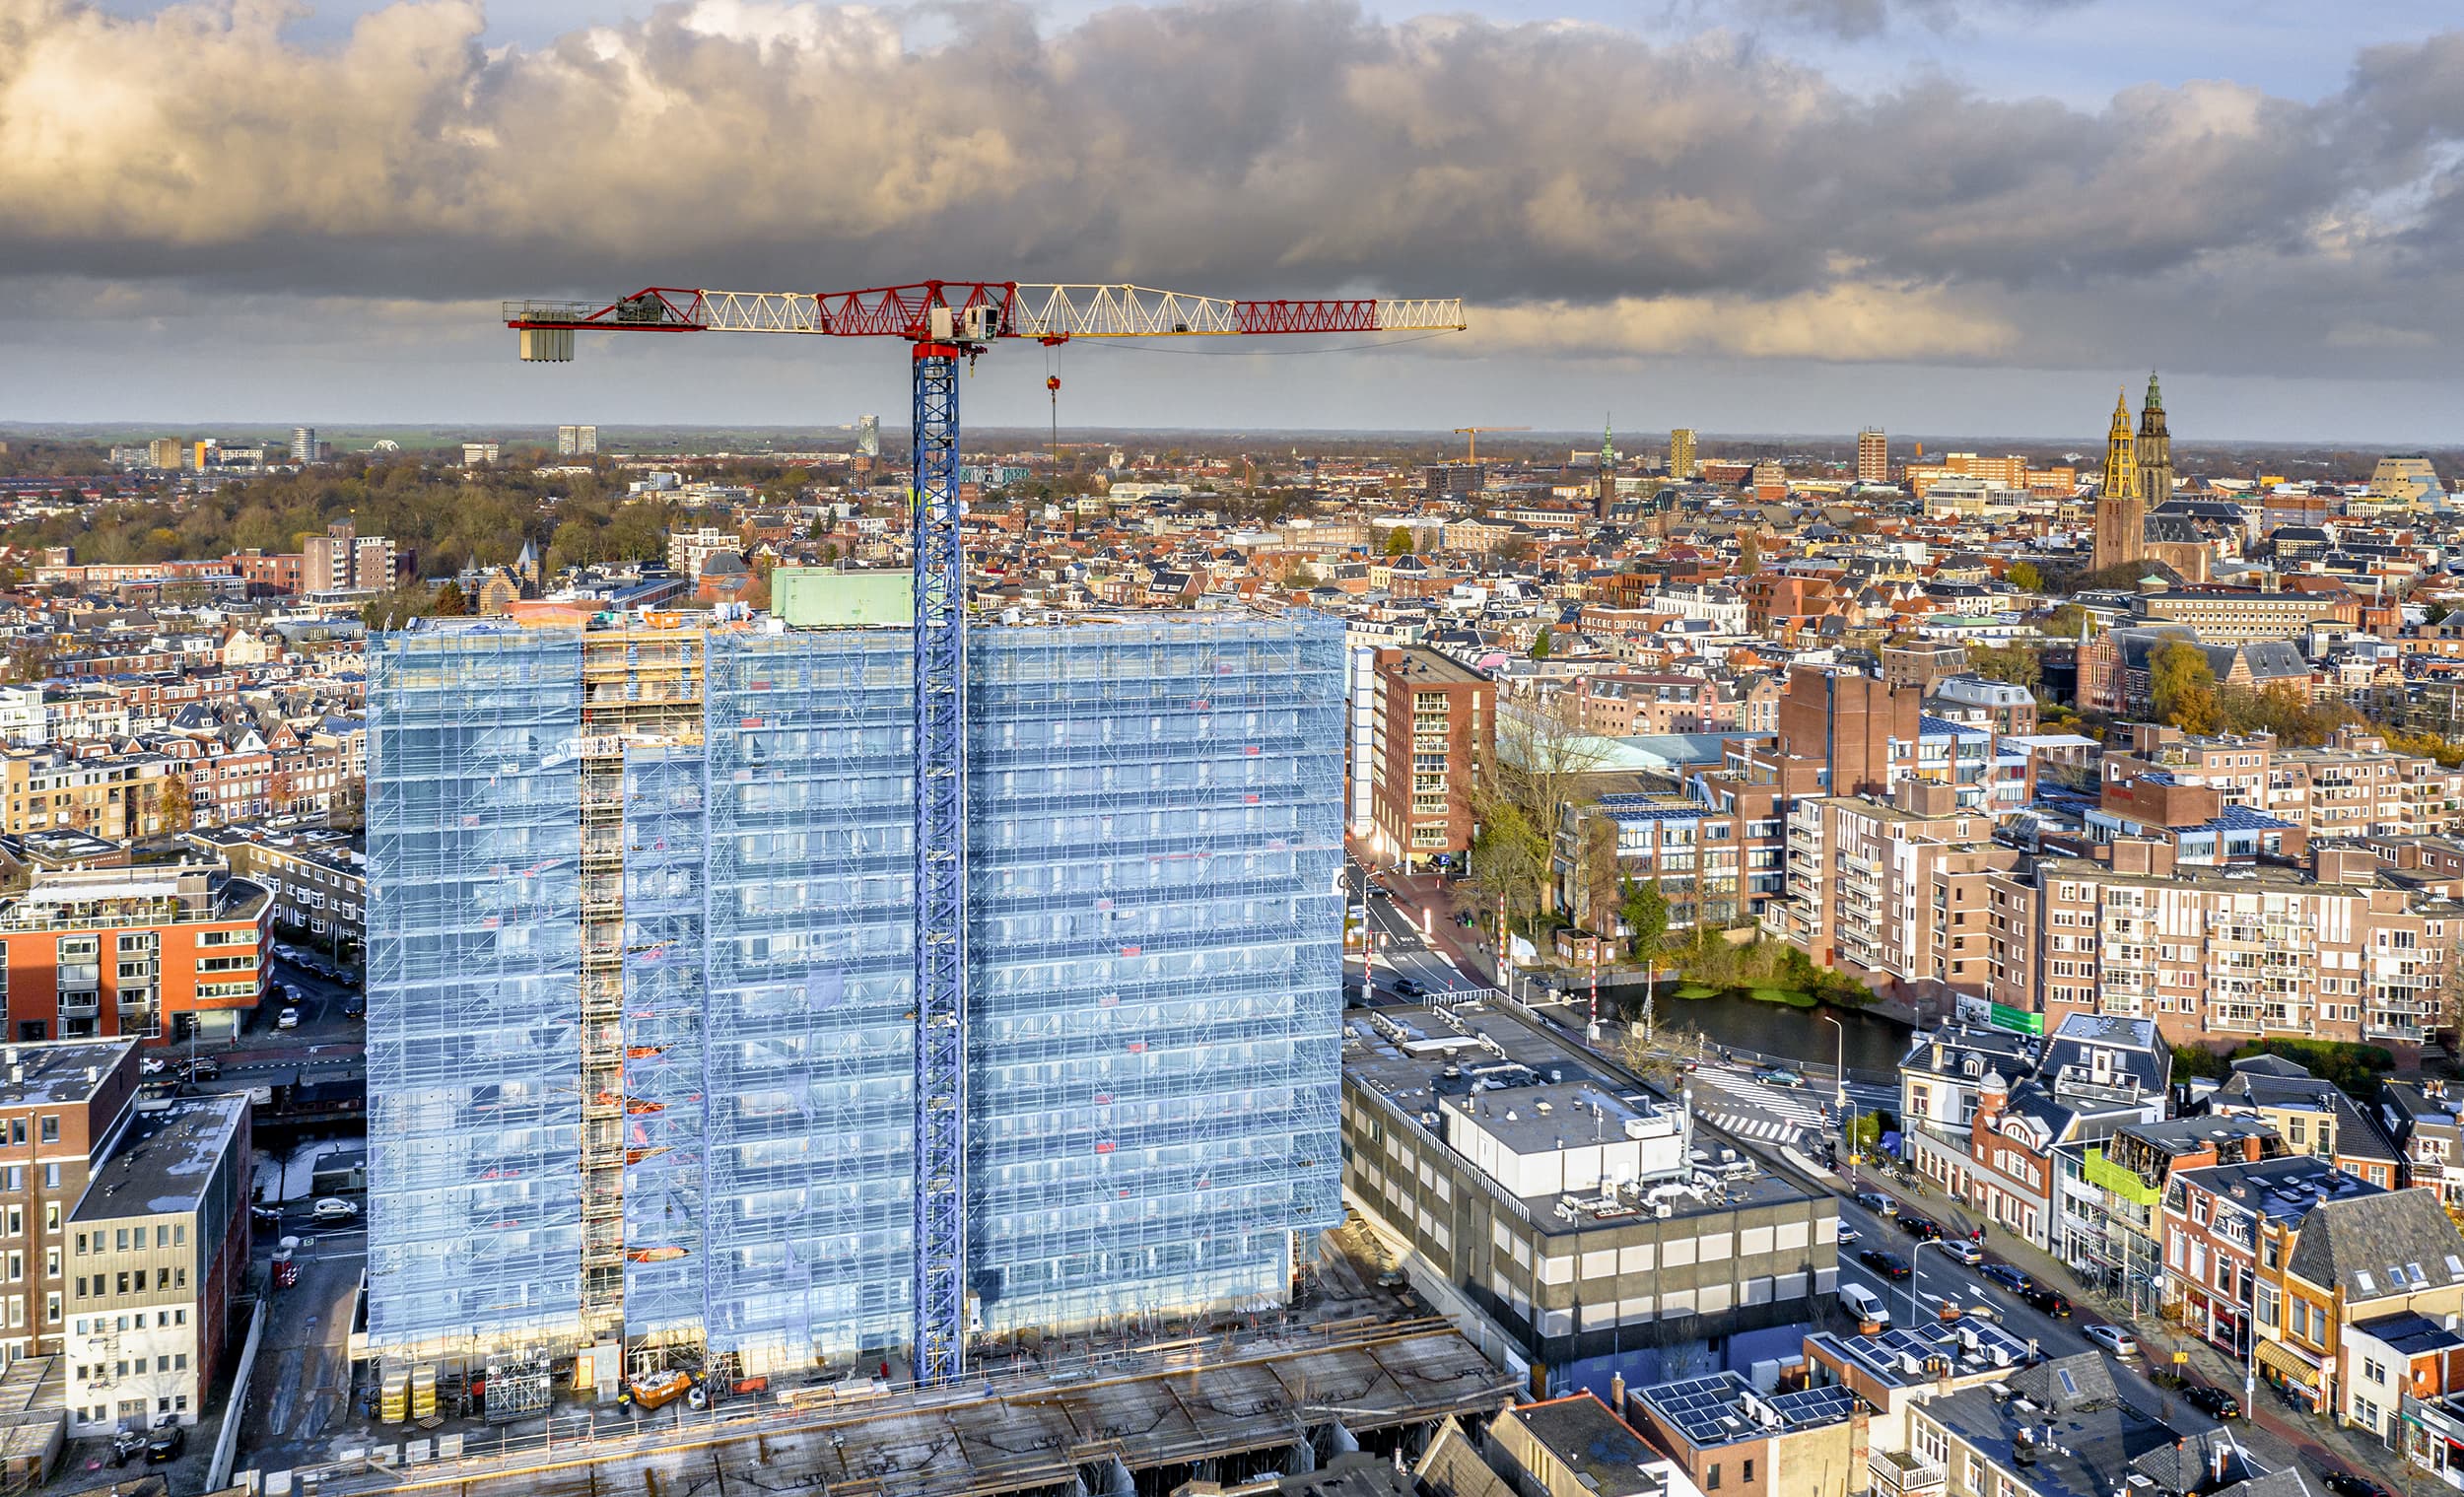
365,629 -> 587,1355
366,612 -> 1345,1376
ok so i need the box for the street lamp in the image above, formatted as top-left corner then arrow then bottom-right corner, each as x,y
1907,1237 -> 1965,1332
1820,1014 -> 1854,1183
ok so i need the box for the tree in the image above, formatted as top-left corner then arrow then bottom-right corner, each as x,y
1,637 -> 52,685
1581,817 -> 1623,935
2043,603 -> 2091,641
1966,642 -> 2042,690
151,775 -> 193,835
1384,526 -> 1413,557
2008,561 -> 2046,592
1530,629 -> 1552,660
432,580 -> 470,617
1738,529 -> 1763,573
2149,642 -> 2223,733
1466,699 -> 1607,949
1620,876 -> 1670,966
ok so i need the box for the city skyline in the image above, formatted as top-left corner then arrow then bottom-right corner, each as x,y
10,0 -> 2464,436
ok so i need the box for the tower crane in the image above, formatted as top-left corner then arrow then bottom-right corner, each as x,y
502,280 -> 1466,1387
1449,426 -> 1530,464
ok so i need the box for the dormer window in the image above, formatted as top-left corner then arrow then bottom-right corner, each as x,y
1962,1056 -> 1984,1078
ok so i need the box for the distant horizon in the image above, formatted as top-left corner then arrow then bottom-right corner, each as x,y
5,422 -> 2456,461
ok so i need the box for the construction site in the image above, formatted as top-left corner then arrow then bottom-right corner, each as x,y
363,600 -> 1350,1395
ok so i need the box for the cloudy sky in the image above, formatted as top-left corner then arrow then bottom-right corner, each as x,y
6,0 -> 2464,441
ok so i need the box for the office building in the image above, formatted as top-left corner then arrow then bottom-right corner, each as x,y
460,442 -> 501,466
365,611 -> 1343,1377
64,1093 -> 250,1435
1341,1002 -> 1837,1392
0,864 -> 270,1044
558,425 -> 598,457
1856,428 -> 1886,484
1668,429 -> 1696,481
145,440 -> 182,472
290,427 -> 317,464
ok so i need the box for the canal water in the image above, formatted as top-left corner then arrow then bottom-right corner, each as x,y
1599,977 -> 1915,1075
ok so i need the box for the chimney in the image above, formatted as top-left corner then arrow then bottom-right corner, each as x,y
1610,1370 -> 1627,1413
2211,1441 -> 2228,1483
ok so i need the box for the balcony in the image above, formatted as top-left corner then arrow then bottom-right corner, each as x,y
1871,1451 -> 1945,1497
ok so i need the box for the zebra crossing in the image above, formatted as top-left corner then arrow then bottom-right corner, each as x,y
1687,1068 -> 1834,1147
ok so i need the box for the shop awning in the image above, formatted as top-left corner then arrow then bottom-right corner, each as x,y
2256,1338 -> 2323,1389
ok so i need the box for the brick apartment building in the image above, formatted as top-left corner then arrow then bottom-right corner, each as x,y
0,864 -> 271,1044
1985,842 -> 2457,1049
0,1040 -> 141,1366
1780,783 -> 2011,998
1367,646 -> 1493,869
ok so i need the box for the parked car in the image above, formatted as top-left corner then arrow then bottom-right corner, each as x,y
310,1197 -> 359,1224
342,993 -> 367,1019
1980,1262 -> 2033,1293
1859,1248 -> 1912,1280
1837,1227 -> 1861,1245
2084,1324 -> 2138,1357
138,1055 -> 168,1076
1855,1191 -> 1899,1217
2019,1286 -> 2073,1317
1897,1215 -> 1943,1242
249,1205 -> 281,1230
276,1008 -> 301,1030
1940,1240 -> 1983,1265
2181,1384 -> 2240,1419
2324,1476 -> 2392,1497
145,1425 -> 185,1463
176,1057 -> 219,1082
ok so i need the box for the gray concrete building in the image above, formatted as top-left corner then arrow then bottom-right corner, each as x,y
1341,1002 -> 1839,1393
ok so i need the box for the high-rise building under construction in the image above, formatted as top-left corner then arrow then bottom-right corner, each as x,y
365,608 -> 1345,1378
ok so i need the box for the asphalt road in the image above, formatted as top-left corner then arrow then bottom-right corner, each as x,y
1829,1194 -> 2232,1427
1349,857 -> 1482,999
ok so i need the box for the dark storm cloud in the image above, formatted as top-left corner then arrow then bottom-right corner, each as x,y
3,0 -> 2464,370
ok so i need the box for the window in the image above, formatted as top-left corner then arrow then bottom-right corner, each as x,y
41,1166 -> 57,1192
1743,1460 -> 1755,1483
1707,1465 -> 1721,1491
33,1119 -> 49,1146
2366,1358 -> 2389,1385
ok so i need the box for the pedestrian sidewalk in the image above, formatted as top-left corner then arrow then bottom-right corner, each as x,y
1859,1169 -> 2399,1482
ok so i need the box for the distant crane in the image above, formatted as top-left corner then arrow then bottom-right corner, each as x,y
1451,426 -> 1531,464
503,281 -> 1465,1387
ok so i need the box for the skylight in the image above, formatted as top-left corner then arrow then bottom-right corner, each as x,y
2056,1368 -> 2079,1397
2357,1271 -> 2377,1293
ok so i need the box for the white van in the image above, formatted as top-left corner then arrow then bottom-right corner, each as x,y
1839,1283 -> 1890,1329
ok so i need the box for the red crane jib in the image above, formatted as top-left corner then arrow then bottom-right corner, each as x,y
503,283 -> 1386,338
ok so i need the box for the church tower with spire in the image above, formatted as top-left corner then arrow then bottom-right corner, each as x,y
2093,386 -> 2145,574
1596,417 -> 1616,520
2135,372 -> 2172,512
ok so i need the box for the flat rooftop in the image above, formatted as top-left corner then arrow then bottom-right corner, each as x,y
1811,1318 -> 2035,1390
0,1040 -> 131,1111
1344,1001 -> 1822,1232
76,1094 -> 246,1221
1636,1372 -> 1858,1451
2173,1154 -> 2380,1227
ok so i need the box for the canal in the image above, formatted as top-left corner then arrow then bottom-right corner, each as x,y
1599,977 -> 1915,1076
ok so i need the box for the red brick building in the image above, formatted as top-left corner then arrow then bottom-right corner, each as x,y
1366,647 -> 1493,869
